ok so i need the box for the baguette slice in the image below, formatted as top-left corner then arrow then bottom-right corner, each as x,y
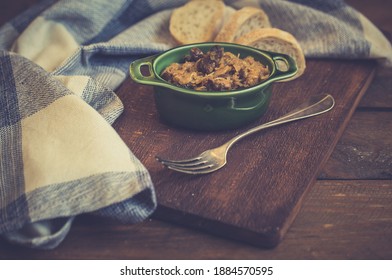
235,28 -> 306,80
169,0 -> 225,44
214,6 -> 271,43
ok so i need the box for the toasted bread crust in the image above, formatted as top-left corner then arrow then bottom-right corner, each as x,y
235,28 -> 306,80
169,0 -> 225,44
215,6 -> 271,43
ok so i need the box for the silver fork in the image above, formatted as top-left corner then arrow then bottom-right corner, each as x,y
156,94 -> 335,175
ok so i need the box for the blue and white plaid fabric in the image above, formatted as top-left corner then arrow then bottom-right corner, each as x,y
1,0 -> 391,249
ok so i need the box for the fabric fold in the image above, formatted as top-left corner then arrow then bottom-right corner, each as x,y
0,50 -> 156,249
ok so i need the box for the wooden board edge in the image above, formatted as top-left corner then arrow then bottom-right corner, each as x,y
278,66 -> 377,241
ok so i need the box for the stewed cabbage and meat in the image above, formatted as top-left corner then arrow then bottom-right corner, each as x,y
161,46 -> 270,91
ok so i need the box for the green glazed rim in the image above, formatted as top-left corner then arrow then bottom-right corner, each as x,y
129,42 -> 298,98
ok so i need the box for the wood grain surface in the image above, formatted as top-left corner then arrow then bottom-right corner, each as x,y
2,180 -> 391,260
0,0 -> 391,259
112,59 -> 375,248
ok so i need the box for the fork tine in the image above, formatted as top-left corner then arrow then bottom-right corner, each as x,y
156,155 -> 217,174
155,155 -> 202,164
166,164 -> 216,174
157,158 -> 208,168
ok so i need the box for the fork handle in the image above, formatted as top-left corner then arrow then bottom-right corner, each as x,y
225,94 -> 335,148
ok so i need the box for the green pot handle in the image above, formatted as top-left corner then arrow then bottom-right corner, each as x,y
130,51 -> 298,89
268,52 -> 298,82
129,54 -> 164,86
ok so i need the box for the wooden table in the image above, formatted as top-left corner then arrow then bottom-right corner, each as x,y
1,0 -> 391,259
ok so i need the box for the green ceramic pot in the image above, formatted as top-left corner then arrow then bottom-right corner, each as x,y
129,42 -> 297,130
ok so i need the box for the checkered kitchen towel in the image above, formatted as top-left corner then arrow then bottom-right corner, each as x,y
1,0 -> 392,249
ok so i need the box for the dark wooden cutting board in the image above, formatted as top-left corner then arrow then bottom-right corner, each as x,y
113,59 -> 375,248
